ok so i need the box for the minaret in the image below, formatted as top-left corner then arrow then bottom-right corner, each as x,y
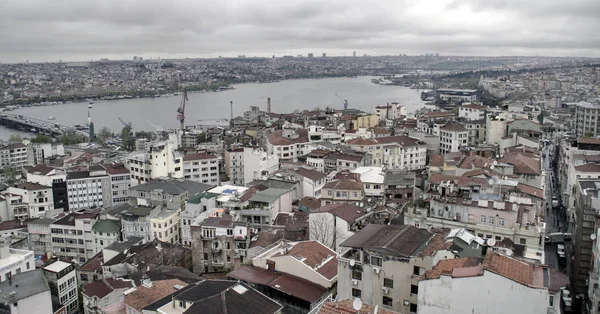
88,110 -> 95,142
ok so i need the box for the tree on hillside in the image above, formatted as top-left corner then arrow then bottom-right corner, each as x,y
31,134 -> 53,144
3,167 -> 17,186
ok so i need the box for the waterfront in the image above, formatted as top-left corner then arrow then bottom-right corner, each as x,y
1,76 -> 427,140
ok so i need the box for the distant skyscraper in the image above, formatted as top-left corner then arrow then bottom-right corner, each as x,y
353,51 -> 356,57
322,53 -> 326,57
308,53 -> 314,58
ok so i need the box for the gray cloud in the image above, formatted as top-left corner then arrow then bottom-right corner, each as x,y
0,0 -> 599,62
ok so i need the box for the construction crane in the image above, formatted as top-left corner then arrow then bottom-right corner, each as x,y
335,93 -> 348,110
176,90 -> 188,131
145,119 -> 164,132
117,117 -> 132,128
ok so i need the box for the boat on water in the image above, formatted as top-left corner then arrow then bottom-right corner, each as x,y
88,104 -> 93,108
379,78 -> 394,85
47,116 -> 56,120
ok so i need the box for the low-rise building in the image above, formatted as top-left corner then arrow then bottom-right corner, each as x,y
66,166 -> 110,211
418,253 -> 569,314
439,123 -> 469,153
337,224 -> 453,313
458,103 -> 488,121
225,147 -> 279,186
0,240 -> 35,282
191,215 -> 249,274
182,152 -> 220,185
123,278 -> 188,314
0,269 -> 54,314
50,211 -> 99,264
309,203 -> 367,253
320,179 -> 364,206
102,163 -> 131,208
3,182 -> 54,220
81,278 -> 135,314
126,140 -> 183,186
43,260 -> 78,314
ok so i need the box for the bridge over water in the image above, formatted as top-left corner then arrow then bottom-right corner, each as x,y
0,113 -> 90,138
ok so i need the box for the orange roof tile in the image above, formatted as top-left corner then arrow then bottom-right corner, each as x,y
318,299 -> 401,314
124,279 -> 187,312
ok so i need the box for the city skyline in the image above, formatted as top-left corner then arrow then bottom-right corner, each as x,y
1,0 -> 600,63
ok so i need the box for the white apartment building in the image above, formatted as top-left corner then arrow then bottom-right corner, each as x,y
102,163 -> 131,208
26,164 -> 69,211
0,240 -> 35,282
350,167 -> 385,197
575,101 -> 600,137
31,143 -> 65,164
27,218 -> 54,256
150,209 -> 181,244
43,260 -> 78,314
439,123 -> 469,153
0,143 -> 33,171
126,140 -> 183,186
182,153 -> 219,185
266,129 -> 310,162
50,211 -> 99,264
348,136 -> 427,170
0,270 -> 53,314
225,147 -> 279,186
66,166 -> 110,211
91,219 -> 121,254
375,102 -> 407,121
307,125 -> 343,143
181,192 -> 219,246
2,182 -> 54,221
458,103 -> 488,121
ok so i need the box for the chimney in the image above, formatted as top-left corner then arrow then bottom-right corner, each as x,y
267,98 -> 272,113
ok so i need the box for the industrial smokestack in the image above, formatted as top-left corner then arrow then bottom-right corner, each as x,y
267,98 -> 272,113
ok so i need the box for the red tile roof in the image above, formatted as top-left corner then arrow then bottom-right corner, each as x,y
124,279 -> 188,312
499,151 -> 541,175
227,266 -> 328,302
271,241 -> 338,280
458,155 -> 494,169
323,179 -> 363,190
268,129 -> 309,146
423,257 -> 481,279
428,173 -> 490,188
102,163 -> 130,175
27,164 -> 55,175
312,203 -> 365,223
80,252 -> 103,272
293,168 -> 327,181
318,299 -> 401,314
183,153 -> 217,161
429,154 -> 445,167
440,123 -> 467,132
462,104 -> 488,110
575,163 -> 600,172
346,137 -> 378,146
82,278 -> 135,299
516,184 -> 544,199
298,197 -> 321,210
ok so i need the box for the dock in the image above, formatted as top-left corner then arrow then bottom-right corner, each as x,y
0,114 -> 90,138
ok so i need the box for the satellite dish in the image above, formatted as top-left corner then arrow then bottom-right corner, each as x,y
591,234 -> 597,241
487,238 -> 496,247
490,165 -> 495,170
349,259 -> 355,266
265,264 -> 269,270
488,179 -> 494,185
353,298 -> 363,311
493,160 -> 498,165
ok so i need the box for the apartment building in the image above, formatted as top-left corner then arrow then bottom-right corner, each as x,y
225,147 -> 279,186
266,128 -> 310,162
150,209 -> 181,244
375,102 -> 407,121
348,136 -> 426,170
418,253 -> 567,314
181,191 -> 218,246
0,269 -> 55,314
0,143 -> 33,171
337,225 -> 452,314
436,88 -> 478,103
27,218 -> 53,256
102,163 -> 131,208
66,166 -> 110,211
126,140 -> 183,185
91,219 -> 121,254
110,203 -> 160,242
0,240 -> 35,282
129,178 -> 213,211
43,260 -> 78,314
182,152 -> 219,185
439,123 -> 469,153
320,179 -> 364,206
50,211 -> 99,264
3,182 -> 55,220
31,143 -> 65,164
458,103 -> 488,120
575,101 -> 600,137
307,125 -> 343,143
26,164 -> 68,211
351,167 -> 385,197
191,215 -> 250,274
572,179 -> 600,296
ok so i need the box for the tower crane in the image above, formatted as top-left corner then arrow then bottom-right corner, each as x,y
117,117 -> 132,128
145,119 -> 164,132
335,93 -> 348,110
176,90 -> 188,131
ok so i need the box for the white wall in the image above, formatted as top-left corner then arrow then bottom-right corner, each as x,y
418,270 -> 550,314
12,290 -> 53,314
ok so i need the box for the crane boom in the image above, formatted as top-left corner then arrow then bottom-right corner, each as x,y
176,90 -> 188,130
117,117 -> 132,128
335,93 -> 348,110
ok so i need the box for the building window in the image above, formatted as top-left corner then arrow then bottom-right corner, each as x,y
227,229 -> 233,236
413,266 -> 423,276
352,270 -> 362,280
383,296 -> 393,307
371,256 -> 382,267
411,284 -> 418,295
488,216 -> 494,224
498,218 -> 505,226
480,216 -> 486,223
179,301 -> 187,309
519,238 -> 526,245
384,278 -> 393,288
549,295 -> 554,307
351,288 -> 361,298
410,303 -> 418,313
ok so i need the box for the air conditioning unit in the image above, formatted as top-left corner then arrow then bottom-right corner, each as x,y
373,267 -> 380,274
382,287 -> 389,294
352,279 -> 359,286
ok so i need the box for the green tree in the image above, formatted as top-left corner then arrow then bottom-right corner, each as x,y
60,131 -> 86,145
31,134 -> 53,144
97,127 -> 112,140
121,126 -> 135,151
3,167 -> 17,186
196,132 -> 206,144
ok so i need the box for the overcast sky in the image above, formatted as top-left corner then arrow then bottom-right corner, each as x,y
1,0 -> 600,63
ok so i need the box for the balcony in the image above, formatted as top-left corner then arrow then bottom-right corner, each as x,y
234,235 -> 247,241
